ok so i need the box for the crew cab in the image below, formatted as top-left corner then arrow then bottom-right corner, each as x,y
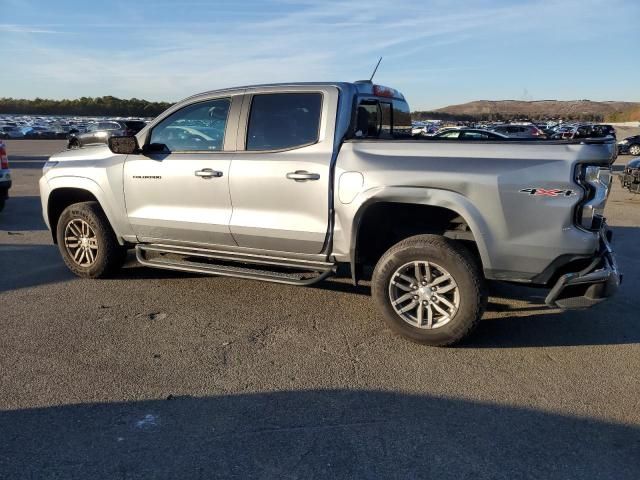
39,81 -> 621,346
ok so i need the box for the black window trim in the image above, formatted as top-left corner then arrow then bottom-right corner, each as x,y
145,97 -> 233,154
242,91 -> 325,154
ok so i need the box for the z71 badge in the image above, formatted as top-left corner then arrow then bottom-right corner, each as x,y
519,188 -> 576,197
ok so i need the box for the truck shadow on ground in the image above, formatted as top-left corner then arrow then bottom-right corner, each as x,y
7,157 -> 48,169
1,390 -> 638,479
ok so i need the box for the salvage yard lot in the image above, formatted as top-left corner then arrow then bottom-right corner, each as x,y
1,140 -> 639,478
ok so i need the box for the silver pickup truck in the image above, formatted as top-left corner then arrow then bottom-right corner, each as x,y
39,81 -> 620,345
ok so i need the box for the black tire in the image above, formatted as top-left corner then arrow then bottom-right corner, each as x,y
68,138 -> 80,149
372,234 -> 486,346
629,144 -> 640,156
56,201 -> 126,278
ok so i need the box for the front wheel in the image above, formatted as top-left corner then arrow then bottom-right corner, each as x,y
372,234 -> 486,346
629,144 -> 640,156
56,201 -> 126,278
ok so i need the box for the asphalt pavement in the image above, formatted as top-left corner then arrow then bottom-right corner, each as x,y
1,140 -> 639,479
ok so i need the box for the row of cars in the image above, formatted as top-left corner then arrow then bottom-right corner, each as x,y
412,121 -> 640,155
0,115 -> 149,140
413,121 -> 618,141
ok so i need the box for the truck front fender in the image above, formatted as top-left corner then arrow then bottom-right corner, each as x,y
43,176 -> 132,245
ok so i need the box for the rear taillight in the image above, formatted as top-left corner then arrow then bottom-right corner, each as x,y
0,144 -> 8,169
575,165 -> 612,230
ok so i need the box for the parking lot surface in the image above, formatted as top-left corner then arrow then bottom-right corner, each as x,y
1,140 -> 639,479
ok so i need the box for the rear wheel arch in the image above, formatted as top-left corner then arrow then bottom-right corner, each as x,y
350,198 -> 488,284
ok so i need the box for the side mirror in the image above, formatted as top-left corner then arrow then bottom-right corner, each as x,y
146,142 -> 169,153
108,136 -> 139,154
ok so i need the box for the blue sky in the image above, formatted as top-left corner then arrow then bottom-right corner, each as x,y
1,0 -> 638,110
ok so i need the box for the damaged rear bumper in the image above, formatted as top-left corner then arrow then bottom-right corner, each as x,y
545,228 -> 621,309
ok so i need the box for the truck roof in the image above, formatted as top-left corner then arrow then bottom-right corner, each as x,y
184,81 -> 406,102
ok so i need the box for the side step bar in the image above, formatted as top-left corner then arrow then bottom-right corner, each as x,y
135,244 -> 336,286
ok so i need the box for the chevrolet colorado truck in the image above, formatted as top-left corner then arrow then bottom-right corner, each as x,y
39,82 -> 620,345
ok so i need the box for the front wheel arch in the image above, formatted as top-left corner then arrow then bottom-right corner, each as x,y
47,188 -> 102,244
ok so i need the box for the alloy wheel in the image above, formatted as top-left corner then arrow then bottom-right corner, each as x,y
388,261 -> 460,329
64,219 -> 98,267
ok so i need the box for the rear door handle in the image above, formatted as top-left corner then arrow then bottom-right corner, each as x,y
195,168 -> 223,178
286,170 -> 320,182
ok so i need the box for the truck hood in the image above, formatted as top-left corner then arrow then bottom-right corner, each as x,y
50,144 -> 114,163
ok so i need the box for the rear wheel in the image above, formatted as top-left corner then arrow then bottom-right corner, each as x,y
629,144 -> 640,156
56,201 -> 126,278
68,138 -> 80,149
372,234 -> 485,346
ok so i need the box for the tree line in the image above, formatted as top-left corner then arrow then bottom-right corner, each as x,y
0,96 -> 173,117
1,96 -> 637,122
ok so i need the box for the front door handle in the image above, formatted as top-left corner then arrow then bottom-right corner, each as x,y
286,170 -> 320,182
195,168 -> 223,178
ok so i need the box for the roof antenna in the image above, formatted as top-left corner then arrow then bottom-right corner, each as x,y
369,57 -> 382,82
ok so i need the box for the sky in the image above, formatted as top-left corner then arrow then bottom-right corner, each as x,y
1,0 -> 638,110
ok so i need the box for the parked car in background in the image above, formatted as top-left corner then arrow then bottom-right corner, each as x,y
67,120 -> 147,148
617,135 -> 640,156
490,124 -> 546,139
0,140 -> 11,211
23,126 -> 57,138
412,123 -> 438,136
593,124 -> 616,139
431,128 -> 508,140
0,125 -> 25,139
620,158 -> 640,193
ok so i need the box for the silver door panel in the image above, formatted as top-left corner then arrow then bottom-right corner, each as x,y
229,86 -> 338,254
124,153 -> 235,245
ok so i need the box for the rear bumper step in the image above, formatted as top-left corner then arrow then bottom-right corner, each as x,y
135,244 -> 336,286
545,228 -> 621,309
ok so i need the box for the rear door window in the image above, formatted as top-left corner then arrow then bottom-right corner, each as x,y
246,93 -> 322,151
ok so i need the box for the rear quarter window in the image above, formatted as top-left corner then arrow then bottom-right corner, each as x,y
353,98 -> 412,139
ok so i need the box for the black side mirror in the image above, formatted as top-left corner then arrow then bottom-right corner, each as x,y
146,142 -> 169,153
108,136 -> 139,154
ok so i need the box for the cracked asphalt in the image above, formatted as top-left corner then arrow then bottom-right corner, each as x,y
1,139 -> 639,479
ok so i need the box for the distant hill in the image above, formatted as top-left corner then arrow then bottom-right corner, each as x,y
413,100 -> 640,122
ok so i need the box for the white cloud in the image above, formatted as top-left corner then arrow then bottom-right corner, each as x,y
0,24 -> 64,34
2,0 -> 639,108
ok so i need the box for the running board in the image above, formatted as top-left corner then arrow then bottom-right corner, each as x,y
135,244 -> 336,286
